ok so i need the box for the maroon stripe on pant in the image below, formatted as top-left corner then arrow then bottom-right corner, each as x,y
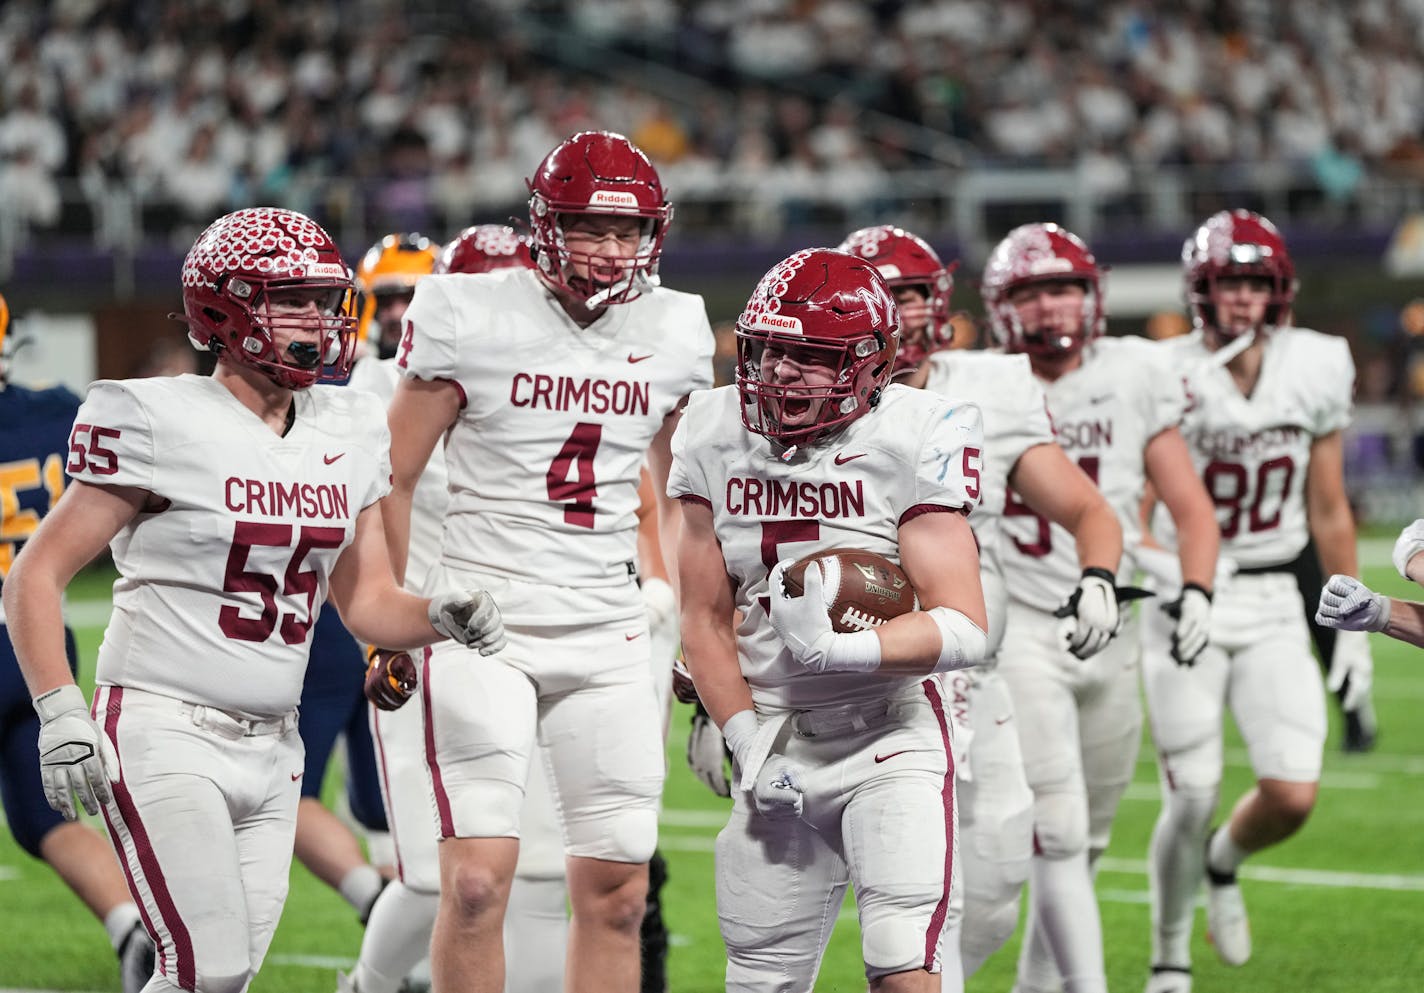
370,707 -> 404,882
101,687 -> 197,990
920,677 -> 956,971
420,647 -> 455,837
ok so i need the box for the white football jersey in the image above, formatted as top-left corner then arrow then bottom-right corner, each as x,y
348,356 -> 447,591
1155,327 -> 1353,568
400,268 -> 713,622
922,349 -> 1055,654
70,375 -> 391,716
923,350 -> 1054,562
999,337 -> 1186,611
669,383 -> 983,712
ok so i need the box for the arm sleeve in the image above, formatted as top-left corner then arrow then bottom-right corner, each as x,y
1005,358 -> 1056,459
910,398 -> 985,515
68,381 -> 157,491
397,276 -> 460,382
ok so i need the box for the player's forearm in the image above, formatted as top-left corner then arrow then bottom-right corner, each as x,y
2,557 -> 80,697
379,487 -> 415,584
1383,598 -> 1424,650
1310,503 -> 1359,578
681,616 -> 751,728
1064,500 -> 1123,576
872,611 -> 951,675
1170,499 -> 1220,590
337,588 -> 441,650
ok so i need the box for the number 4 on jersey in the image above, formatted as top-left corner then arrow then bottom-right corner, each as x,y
546,422 -> 603,528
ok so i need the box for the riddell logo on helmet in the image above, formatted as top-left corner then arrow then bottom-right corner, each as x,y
589,191 -> 641,208
1028,258 -> 1074,276
751,313 -> 803,333
303,262 -> 348,278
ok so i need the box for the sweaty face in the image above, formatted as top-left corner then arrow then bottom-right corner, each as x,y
1208,275 -> 1273,337
756,338 -> 842,429
560,214 -> 644,288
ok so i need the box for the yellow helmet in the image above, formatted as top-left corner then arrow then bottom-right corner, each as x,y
354,233 -> 438,358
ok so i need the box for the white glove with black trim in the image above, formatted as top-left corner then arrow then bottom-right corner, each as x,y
687,703 -> 731,798
1163,583 -> 1213,666
428,589 -> 506,655
34,684 -> 119,821
1055,567 -> 1121,660
1315,574 -> 1390,634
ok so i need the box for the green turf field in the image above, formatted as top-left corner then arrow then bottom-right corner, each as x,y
3,554 -> 1423,992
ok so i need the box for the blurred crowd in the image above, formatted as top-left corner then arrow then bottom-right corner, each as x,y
2,0 -> 1424,238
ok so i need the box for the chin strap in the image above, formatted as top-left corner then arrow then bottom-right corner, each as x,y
1208,327 -> 1257,367
584,269 -> 659,310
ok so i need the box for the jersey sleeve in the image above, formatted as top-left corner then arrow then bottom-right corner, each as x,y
360,396 -> 393,510
1138,339 -> 1188,437
909,398 -> 984,517
1002,358 -> 1056,465
687,304 -> 716,394
1311,334 -> 1355,436
397,276 -> 460,382
666,394 -> 712,505
68,381 -> 157,491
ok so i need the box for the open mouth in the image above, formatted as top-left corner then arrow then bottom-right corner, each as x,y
779,397 -> 813,420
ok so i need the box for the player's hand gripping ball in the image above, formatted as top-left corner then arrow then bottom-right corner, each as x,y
780,548 -> 919,632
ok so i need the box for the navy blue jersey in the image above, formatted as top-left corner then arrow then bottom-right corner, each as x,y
1,382 -> 82,856
0,383 -> 80,584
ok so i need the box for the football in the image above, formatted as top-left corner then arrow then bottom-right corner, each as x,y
782,547 -> 919,633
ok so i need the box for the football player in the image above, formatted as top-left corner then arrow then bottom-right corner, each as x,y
291,235 -> 439,932
343,225 -> 571,993
1139,210 -> 1369,992
675,247 -> 989,992
3,208 -> 505,993
354,232 -> 439,363
0,295 -> 156,991
838,224 -> 1124,985
382,133 -> 714,993
981,224 -> 1219,993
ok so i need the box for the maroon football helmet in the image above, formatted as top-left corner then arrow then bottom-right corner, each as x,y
526,131 -> 670,306
1182,209 -> 1296,338
735,248 -> 900,449
435,224 -> 536,275
837,225 -> 954,377
181,207 -> 356,389
982,223 -> 1104,357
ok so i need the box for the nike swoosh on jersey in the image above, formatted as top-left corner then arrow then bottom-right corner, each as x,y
627,353 -> 654,364
290,772 -> 303,781
323,452 -> 345,465
625,632 -> 644,641
873,749 -> 911,763
834,452 -> 866,465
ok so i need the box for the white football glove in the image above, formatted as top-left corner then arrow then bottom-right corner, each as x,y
1056,568 -> 1121,661
687,705 -> 731,798
751,756 -> 806,820
1326,628 -> 1375,713
1315,574 -> 1390,634
428,589 -> 506,656
1392,519 -> 1424,582
33,685 -> 119,821
1163,584 -> 1213,666
766,559 -> 880,673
